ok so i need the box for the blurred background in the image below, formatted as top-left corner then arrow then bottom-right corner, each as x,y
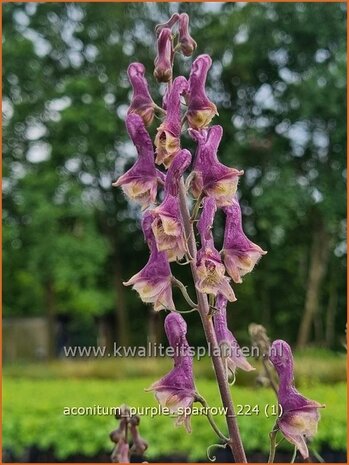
2,2 -> 347,463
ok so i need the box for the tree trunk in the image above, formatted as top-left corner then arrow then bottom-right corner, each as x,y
325,275 -> 338,348
297,223 -> 330,349
45,281 -> 56,359
114,262 -> 130,347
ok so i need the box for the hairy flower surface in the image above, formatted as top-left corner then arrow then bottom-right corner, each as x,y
196,197 -> 236,301
189,126 -> 243,206
155,13 -> 180,36
151,149 -> 191,262
155,76 -> 188,168
222,199 -> 267,283
123,213 -> 174,311
146,312 -> 197,432
270,340 -> 325,459
178,13 -> 197,56
187,54 -> 218,129
214,294 -> 254,379
127,62 -> 156,126
113,114 -> 164,209
154,28 -> 173,83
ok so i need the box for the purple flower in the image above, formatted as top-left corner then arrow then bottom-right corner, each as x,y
178,13 -> 197,57
189,126 -> 244,207
155,13 -> 180,36
187,54 -> 218,129
196,197 -> 236,301
150,149 -> 191,262
222,199 -> 267,283
146,312 -> 197,432
154,28 -> 173,83
155,76 -> 188,168
127,63 -> 156,127
111,438 -> 130,463
214,294 -> 254,379
269,340 -> 325,459
123,212 -> 175,312
113,114 -> 165,209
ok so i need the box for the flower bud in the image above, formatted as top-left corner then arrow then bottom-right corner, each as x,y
154,28 -> 173,83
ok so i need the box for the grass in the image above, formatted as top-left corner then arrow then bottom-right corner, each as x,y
3,349 -> 346,386
3,376 -> 347,461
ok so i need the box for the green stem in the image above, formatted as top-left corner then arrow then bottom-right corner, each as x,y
268,428 -> 278,463
171,276 -> 198,308
196,394 -> 229,442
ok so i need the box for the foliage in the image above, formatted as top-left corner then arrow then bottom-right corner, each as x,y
3,377 -> 346,460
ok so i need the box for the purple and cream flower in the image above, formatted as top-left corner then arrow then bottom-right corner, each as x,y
112,114 -> 165,210
127,62 -> 156,127
154,28 -> 173,83
123,213 -> 175,312
214,294 -> 254,379
150,149 -> 191,262
187,54 -> 218,129
269,340 -> 325,459
222,199 -> 267,283
196,197 -> 236,301
189,126 -> 243,207
155,76 -> 188,168
146,312 -> 197,432
178,13 -> 197,57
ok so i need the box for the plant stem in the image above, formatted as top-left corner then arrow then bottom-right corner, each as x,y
178,178 -> 247,463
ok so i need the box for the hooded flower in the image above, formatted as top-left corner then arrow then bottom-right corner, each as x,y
214,294 -> 254,380
113,114 -> 165,209
269,340 -> 325,459
150,149 -> 191,262
123,212 -> 175,311
187,54 -> 218,129
146,312 -> 197,432
155,76 -> 188,168
196,197 -> 236,301
222,199 -> 267,283
189,126 -> 243,207
155,13 -> 179,36
178,13 -> 197,57
154,28 -> 173,83
127,63 -> 156,127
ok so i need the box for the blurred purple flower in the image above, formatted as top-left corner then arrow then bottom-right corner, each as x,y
113,114 -> 165,209
214,294 -> 254,379
123,212 -> 175,312
187,54 -> 218,129
189,126 -> 243,207
155,76 -> 188,168
222,199 -> 267,283
146,312 -> 197,432
151,149 -> 191,262
154,28 -> 173,83
270,340 -> 325,459
196,197 -> 236,301
127,62 -> 156,127
155,13 -> 180,36
178,13 -> 197,57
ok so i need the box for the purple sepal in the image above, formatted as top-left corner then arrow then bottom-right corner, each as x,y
127,62 -> 156,126
270,340 -> 325,459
